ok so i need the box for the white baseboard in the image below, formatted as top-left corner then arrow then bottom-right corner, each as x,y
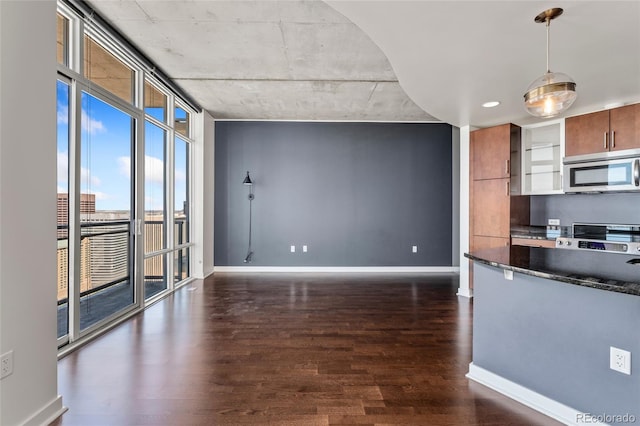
21,395 -> 67,426
457,287 -> 473,298
466,363 -> 607,426
213,266 -> 460,274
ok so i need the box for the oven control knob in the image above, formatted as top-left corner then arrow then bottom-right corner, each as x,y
558,240 -> 563,246
566,241 -> 571,246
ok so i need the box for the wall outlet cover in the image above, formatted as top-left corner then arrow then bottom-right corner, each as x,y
0,350 -> 13,379
548,219 -> 560,226
610,346 -> 631,375
290,245 -> 296,253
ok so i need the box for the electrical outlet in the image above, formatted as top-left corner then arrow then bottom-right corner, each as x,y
290,245 -> 296,253
412,245 -> 418,253
548,218 -> 560,226
610,346 -> 631,375
302,245 -> 308,253
1,350 -> 13,379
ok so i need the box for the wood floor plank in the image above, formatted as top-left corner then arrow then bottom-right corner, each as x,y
51,273 -> 560,425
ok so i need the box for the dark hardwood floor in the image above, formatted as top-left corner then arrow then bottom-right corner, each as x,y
51,273 -> 559,425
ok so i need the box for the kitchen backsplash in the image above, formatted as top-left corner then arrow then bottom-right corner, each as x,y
530,193 -> 639,227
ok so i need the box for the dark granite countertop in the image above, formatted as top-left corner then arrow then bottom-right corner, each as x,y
465,246 -> 640,297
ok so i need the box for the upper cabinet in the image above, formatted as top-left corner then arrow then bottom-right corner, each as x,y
471,123 -> 519,180
521,119 -> 564,194
565,103 -> 640,157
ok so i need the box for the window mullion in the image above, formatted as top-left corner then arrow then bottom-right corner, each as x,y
166,104 -> 176,288
67,79 -> 83,343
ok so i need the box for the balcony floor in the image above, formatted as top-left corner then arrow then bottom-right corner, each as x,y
57,280 -> 167,337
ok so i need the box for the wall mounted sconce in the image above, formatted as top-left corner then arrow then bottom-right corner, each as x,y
243,171 -> 254,263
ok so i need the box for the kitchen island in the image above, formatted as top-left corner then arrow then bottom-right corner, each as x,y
465,247 -> 640,425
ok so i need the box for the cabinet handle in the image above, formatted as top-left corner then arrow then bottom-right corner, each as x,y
505,159 -> 510,175
506,180 -> 510,196
604,132 -> 608,149
611,130 -> 615,148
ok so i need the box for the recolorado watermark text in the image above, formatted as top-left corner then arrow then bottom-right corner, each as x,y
577,413 -> 636,424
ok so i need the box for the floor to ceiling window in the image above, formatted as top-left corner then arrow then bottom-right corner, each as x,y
56,3 -> 196,348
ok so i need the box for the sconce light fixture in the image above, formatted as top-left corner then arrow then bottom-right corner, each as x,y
243,171 -> 254,263
524,8 -> 577,118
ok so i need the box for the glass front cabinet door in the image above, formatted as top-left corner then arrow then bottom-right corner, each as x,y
521,119 -> 565,194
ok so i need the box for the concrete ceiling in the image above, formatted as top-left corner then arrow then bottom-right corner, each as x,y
86,1 -> 640,128
86,0 -> 436,122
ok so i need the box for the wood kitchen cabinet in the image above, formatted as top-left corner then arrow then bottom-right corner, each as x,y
565,103 -> 640,157
469,123 -> 530,286
472,178 -> 510,238
471,123 -> 516,180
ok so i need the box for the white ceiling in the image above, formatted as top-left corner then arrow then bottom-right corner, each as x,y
86,0 -> 640,128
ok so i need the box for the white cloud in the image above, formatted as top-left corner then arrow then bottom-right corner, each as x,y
145,195 -> 164,211
145,155 -> 164,184
118,156 -> 131,178
57,151 -> 68,182
92,191 -> 109,201
80,167 -> 101,187
59,151 -> 101,189
81,110 -> 106,135
118,155 -> 164,184
57,103 -> 69,125
57,105 -> 105,134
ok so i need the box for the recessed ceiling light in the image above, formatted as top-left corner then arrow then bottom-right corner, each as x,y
482,101 -> 500,108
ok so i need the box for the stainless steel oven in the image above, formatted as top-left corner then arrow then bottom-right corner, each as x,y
556,223 -> 640,255
563,149 -> 640,193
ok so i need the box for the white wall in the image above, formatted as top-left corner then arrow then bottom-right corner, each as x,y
457,126 -> 472,298
0,1 -> 65,425
192,111 -> 215,279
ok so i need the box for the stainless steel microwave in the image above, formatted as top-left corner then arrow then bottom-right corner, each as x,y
563,149 -> 640,193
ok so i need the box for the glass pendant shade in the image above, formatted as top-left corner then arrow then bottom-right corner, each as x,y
524,71 -> 577,118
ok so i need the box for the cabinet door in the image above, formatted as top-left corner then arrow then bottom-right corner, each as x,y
472,236 -> 510,263
565,110 -> 610,156
472,124 -> 512,180
610,103 -> 640,152
472,178 -> 510,238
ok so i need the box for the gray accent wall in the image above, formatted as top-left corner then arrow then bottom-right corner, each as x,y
473,263 -> 640,422
214,121 -> 453,267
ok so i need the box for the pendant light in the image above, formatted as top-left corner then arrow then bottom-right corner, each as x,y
524,8 -> 577,118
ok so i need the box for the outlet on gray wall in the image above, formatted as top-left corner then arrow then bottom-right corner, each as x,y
214,121 -> 453,267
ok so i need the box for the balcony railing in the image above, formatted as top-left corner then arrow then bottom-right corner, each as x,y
57,218 -> 189,304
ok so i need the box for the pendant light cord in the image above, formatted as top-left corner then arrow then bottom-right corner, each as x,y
546,17 -> 551,73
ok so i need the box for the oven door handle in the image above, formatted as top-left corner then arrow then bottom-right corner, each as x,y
634,159 -> 640,187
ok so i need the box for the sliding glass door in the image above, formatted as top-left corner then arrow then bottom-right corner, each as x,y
56,3 -> 195,348
78,91 -> 136,331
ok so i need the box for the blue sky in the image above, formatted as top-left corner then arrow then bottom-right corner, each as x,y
57,80 -> 187,213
